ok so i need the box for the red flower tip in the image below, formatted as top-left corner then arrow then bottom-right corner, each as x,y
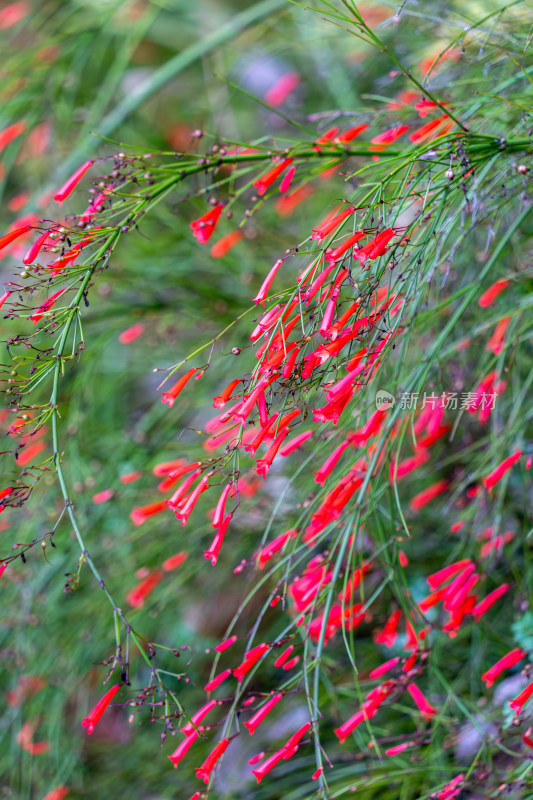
54,161 -> 94,204
81,684 -> 122,735
190,203 -> 224,244
0,225 -> 31,252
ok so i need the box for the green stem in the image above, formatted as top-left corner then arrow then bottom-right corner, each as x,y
49,257 -> 154,673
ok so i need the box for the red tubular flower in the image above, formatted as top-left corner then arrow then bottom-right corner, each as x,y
416,423 -> 451,449
23,228 -> 55,265
204,513 -> 231,565
157,466 -> 193,492
486,316 -> 510,354
304,263 -> 335,304
30,288 -> 67,324
168,469 -> 202,510
472,583 -> 509,621
311,206 -> 355,240
365,681 -> 396,711
441,564 -> 476,609
210,229 -> 243,258
510,680 -> 533,715
334,706 -> 375,743
274,645 -> 294,667
374,609 -> 402,648
403,654 -> 417,673
211,483 -> 233,528
153,458 -> 187,477
195,737 -> 230,783
213,378 -> 241,408
426,559 -> 473,590
0,224 -> 31,252
168,729 -> 199,768
0,563 -> 7,579
251,747 -> 290,783
264,72 -> 300,106
0,486 -> 13,502
252,258 -> 284,305
256,428 -> 290,477
385,742 -> 413,756
324,364 -> 365,405
482,648 -> 526,688
279,165 -> 296,193
42,788 -> 70,800
257,528 -> 297,569
279,429 -> 313,456
234,376 -> 274,423
275,184 -> 313,216
162,551 -> 188,571
259,341 -> 296,374
176,473 -> 211,525
325,231 -> 366,263
79,185 -> 113,224
414,98 -> 443,116
354,228 -> 395,264
480,531 -> 514,558
243,413 -> 279,456
92,489 -> 113,504
126,570 -> 163,608
233,643 -> 270,682
409,117 -> 448,143
444,595 -> 478,640
407,683 -> 437,720
0,120 -> 26,150
181,699 -> 218,735
118,323 -> 145,344
319,289 -> 340,335
283,721 -> 312,752
482,451 -> 522,491
409,479 -> 448,511
277,408 -> 301,431
204,669 -> 231,692
250,304 -> 282,340
436,774 -> 464,800
190,203 -> 224,243
348,408 -> 387,445
16,719 -> 50,755
405,618 -> 420,651
244,693 -> 283,735
314,440 -> 349,485
215,635 -> 238,653
478,278 -> 509,307
253,158 -> 293,196
389,450 -> 430,482
54,161 -> 94,204
81,684 -> 122,734
315,126 -> 340,146
369,657 -> 400,679
335,123 -> 368,143
161,367 -> 197,408
130,500 -> 168,526
328,300 -> 359,339
371,124 -> 409,146
16,439 -> 47,466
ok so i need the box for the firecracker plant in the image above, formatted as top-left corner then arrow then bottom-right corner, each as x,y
1,1 -> 533,799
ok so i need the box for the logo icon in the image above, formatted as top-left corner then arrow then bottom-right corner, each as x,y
375,389 -> 395,410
